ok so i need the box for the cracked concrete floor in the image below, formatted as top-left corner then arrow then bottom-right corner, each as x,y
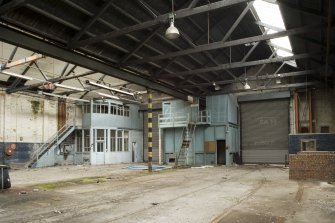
0,165 -> 334,223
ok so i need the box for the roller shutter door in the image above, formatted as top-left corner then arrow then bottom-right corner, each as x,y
241,99 -> 289,164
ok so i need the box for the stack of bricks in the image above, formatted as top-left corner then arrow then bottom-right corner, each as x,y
289,151 -> 335,181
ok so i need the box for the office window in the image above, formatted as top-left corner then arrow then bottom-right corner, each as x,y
110,130 -> 116,152
117,130 -> 123,151
84,130 -> 90,152
124,131 -> 129,152
76,130 -> 82,152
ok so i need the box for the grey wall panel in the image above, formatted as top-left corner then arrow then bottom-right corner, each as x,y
241,99 -> 289,163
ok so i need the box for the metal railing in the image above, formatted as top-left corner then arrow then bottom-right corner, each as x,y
158,110 -> 211,127
197,110 -> 211,124
28,120 -> 75,167
158,112 -> 189,126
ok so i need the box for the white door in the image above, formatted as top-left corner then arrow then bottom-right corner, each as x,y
95,129 -> 106,164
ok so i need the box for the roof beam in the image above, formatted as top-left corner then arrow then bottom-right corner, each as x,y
119,27 -> 161,64
0,25 -> 188,100
188,0 -> 201,8
8,46 -> 18,62
67,0 -> 114,47
206,81 -> 320,95
0,0 -> 26,15
162,52 -> 318,78
153,2 -> 254,81
0,54 -> 44,70
128,23 -> 323,64
182,69 -> 320,88
73,0 -> 251,47
277,0 -> 335,21
8,70 -> 96,93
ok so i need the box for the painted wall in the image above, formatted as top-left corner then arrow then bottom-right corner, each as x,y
83,101 -> 143,130
0,92 -> 83,166
313,88 -> 335,133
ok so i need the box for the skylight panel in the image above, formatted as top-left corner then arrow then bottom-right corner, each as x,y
253,0 -> 296,67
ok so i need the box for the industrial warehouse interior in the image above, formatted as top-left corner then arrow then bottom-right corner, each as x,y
0,0 -> 334,222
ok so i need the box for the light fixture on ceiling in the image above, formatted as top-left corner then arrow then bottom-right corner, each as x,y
1,70 -> 33,80
165,0 -> 179,40
98,92 -> 120,100
244,81 -> 251,90
41,91 -> 89,102
276,74 -> 282,84
54,83 -> 85,92
212,82 -> 221,91
86,80 -> 134,96
98,92 -> 140,104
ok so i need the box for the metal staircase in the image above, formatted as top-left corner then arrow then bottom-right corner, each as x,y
26,122 -> 75,168
176,123 -> 196,167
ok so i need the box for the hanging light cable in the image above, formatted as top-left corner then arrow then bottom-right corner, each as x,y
165,0 -> 180,39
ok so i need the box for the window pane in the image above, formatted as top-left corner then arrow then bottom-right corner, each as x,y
124,131 -> 129,152
124,106 -> 130,117
97,129 -> 104,140
102,105 -> 108,114
110,130 -> 116,152
76,130 -> 82,152
97,142 -> 104,152
84,130 -> 90,152
117,130 -> 123,151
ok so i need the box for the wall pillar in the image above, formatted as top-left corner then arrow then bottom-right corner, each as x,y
147,89 -> 153,172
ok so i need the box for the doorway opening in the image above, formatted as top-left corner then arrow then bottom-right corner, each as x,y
217,140 -> 226,165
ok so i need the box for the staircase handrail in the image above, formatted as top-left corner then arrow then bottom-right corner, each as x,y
30,120 -> 75,163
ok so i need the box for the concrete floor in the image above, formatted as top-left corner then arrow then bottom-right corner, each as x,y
0,164 -> 334,223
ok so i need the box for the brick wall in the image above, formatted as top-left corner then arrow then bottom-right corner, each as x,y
289,151 -> 335,181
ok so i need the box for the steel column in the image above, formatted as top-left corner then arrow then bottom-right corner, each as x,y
147,89 -> 153,172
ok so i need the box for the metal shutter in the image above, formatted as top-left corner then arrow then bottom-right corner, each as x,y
241,99 -> 289,164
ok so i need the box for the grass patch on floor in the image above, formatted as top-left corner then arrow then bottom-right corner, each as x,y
36,177 -> 107,190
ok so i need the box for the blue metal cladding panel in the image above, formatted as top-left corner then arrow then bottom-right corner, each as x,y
205,127 -> 215,141
215,126 -> 226,140
206,95 -> 228,124
164,129 -> 175,153
289,134 -> 335,154
195,127 -> 205,153
227,94 -> 238,124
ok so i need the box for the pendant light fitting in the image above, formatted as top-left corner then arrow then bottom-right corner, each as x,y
165,0 -> 180,40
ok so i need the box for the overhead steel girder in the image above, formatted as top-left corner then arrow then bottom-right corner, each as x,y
7,70 -> 96,93
73,0 -> 251,47
205,81 -> 320,95
0,25 -> 188,100
0,0 -> 27,15
182,69 -> 320,88
161,52 -> 319,78
128,23 -> 323,65
0,54 -> 44,70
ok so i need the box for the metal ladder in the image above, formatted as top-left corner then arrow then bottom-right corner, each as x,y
176,123 -> 196,167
